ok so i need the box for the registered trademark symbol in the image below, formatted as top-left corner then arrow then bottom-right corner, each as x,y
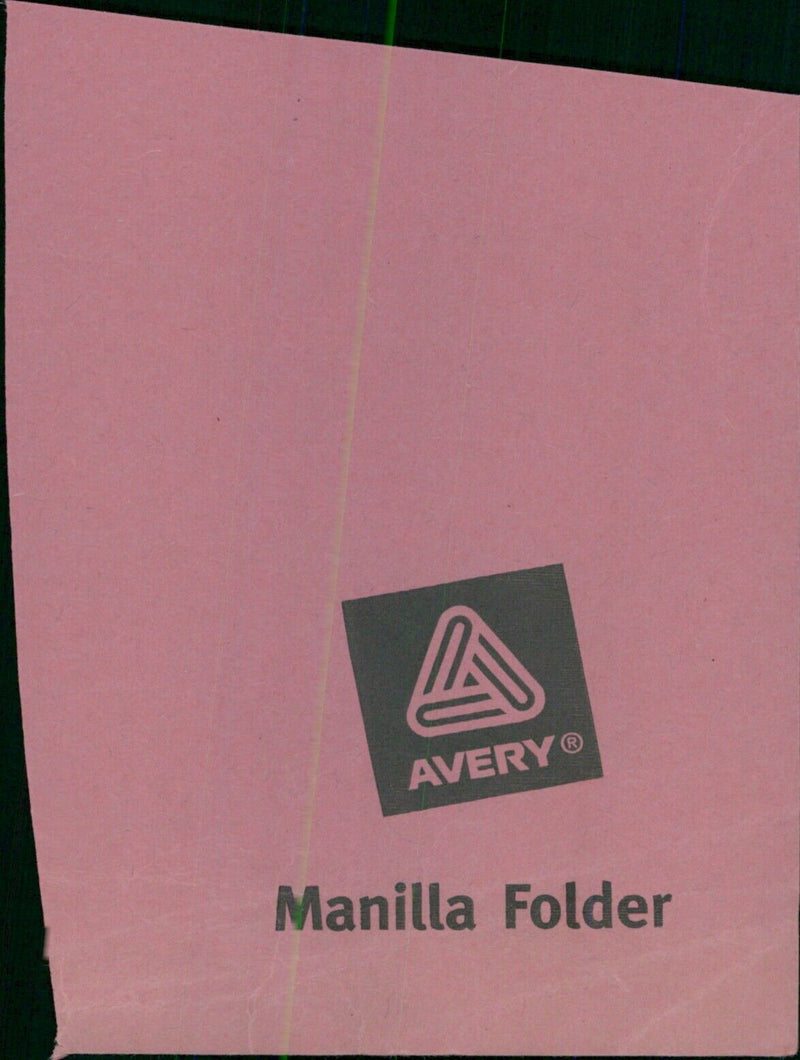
561,732 -> 583,753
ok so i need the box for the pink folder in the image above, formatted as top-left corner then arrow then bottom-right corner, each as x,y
5,1 -> 798,1054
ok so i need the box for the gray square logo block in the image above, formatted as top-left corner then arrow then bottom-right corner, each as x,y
342,564 -> 602,816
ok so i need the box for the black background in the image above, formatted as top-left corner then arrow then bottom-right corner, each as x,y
1,1 -> 797,1056
343,565 -> 602,815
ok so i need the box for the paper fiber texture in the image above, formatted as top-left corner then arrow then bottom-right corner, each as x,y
5,2 -> 798,1054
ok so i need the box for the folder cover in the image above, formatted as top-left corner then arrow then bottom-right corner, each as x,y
5,1 -> 798,1054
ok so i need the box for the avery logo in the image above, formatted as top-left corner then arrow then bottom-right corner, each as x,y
407,605 -> 546,737
342,565 -> 602,816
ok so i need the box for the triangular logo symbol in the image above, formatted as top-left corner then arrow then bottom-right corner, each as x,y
406,605 -> 546,737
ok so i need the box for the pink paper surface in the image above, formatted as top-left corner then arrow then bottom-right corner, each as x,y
5,1 -> 798,1054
